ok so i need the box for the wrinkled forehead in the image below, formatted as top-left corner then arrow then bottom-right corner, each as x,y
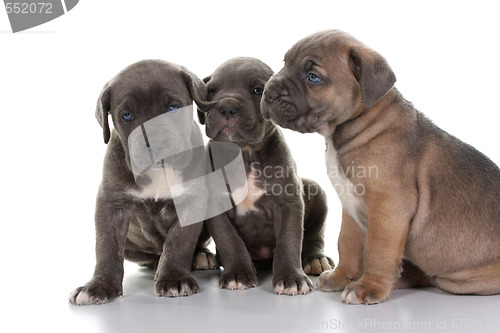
110,69 -> 188,106
283,31 -> 354,69
210,60 -> 273,88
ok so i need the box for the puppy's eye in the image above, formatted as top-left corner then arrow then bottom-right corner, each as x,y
168,104 -> 179,112
306,73 -> 322,84
121,112 -> 133,123
252,87 -> 263,95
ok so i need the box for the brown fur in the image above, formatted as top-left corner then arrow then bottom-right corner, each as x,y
262,30 -> 500,304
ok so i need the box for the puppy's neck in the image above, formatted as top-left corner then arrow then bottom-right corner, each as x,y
330,88 -> 403,152
241,125 -> 278,153
241,127 -> 282,162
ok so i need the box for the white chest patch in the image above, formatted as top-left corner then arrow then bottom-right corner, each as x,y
325,144 -> 367,230
233,167 -> 265,216
127,167 -> 186,201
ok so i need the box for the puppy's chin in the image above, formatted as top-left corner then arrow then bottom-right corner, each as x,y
211,128 -> 248,146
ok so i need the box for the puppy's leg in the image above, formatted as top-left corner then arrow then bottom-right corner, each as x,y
394,260 -> 432,289
318,212 -> 364,292
124,247 -> 160,270
69,199 -> 131,305
154,222 -> 203,297
272,203 -> 313,296
206,214 -> 257,290
341,198 -> 411,305
192,224 -> 218,270
433,258 -> 500,295
301,179 -> 334,275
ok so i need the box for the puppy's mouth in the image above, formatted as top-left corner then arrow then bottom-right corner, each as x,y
222,125 -> 236,133
266,101 -> 323,134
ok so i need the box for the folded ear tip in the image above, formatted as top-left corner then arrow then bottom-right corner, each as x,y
197,110 -> 206,125
103,127 -> 111,144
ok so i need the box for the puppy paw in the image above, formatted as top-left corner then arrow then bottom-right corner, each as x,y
317,268 -> 353,292
154,275 -> 199,297
219,271 -> 258,290
68,280 -> 122,305
303,256 -> 334,276
192,250 -> 218,270
341,279 -> 392,305
273,273 -> 313,296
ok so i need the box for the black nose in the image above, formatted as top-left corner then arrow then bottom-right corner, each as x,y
220,105 -> 238,119
264,88 -> 279,104
264,81 -> 288,105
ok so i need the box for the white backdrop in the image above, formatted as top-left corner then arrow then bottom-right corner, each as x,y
1,1 -> 499,331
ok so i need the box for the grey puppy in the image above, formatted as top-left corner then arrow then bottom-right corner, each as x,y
69,60 -> 215,305
198,57 -> 334,295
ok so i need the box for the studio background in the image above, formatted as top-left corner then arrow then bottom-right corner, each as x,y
1,1 -> 499,332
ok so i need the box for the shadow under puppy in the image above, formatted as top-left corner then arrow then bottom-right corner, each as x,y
262,30 -> 500,304
69,60 -> 215,305
198,57 -> 334,295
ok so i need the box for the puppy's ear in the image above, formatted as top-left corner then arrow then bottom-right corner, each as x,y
348,48 -> 396,109
181,68 -> 209,108
95,83 -> 111,144
197,76 -> 212,125
197,110 -> 206,125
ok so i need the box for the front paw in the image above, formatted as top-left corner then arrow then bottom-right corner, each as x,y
303,256 -> 335,276
219,270 -> 258,290
341,278 -> 392,305
317,268 -> 353,292
192,249 -> 218,270
154,275 -> 199,297
273,273 -> 313,296
69,279 -> 122,305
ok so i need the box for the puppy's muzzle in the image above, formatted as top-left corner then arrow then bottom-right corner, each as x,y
214,97 -> 241,118
262,79 -> 294,122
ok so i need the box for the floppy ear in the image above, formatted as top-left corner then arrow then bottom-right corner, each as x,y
348,48 -> 396,109
197,109 -> 206,125
181,69 -> 213,125
197,76 -> 212,125
181,68 -> 209,106
95,83 -> 111,144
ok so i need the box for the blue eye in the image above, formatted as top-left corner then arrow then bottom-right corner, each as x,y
253,87 -> 263,95
168,104 -> 180,112
306,73 -> 322,83
121,112 -> 133,122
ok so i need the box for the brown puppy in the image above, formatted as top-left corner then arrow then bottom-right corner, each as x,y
262,30 -> 500,304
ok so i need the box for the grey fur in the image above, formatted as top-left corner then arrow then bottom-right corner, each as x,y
198,57 -> 334,295
69,60 -> 213,305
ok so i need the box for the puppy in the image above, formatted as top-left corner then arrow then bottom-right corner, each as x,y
198,57 -> 334,295
69,60 -> 215,305
262,30 -> 500,304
